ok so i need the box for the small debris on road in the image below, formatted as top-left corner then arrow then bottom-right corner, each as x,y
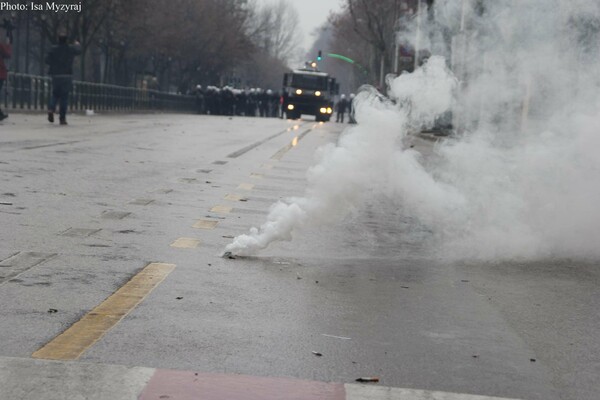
400,286 -> 410,289
472,355 -> 479,359
176,297 -> 183,300
312,351 -> 323,357
0,202 -> 13,206
47,309 -> 58,313
461,280 -> 470,283
222,252 -> 236,259
222,235 -> 235,239
530,358 -> 537,362
356,377 -> 379,383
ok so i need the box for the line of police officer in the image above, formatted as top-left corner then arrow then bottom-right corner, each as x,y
193,85 -> 282,118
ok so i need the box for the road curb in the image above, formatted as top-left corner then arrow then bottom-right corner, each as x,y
0,356 -> 521,400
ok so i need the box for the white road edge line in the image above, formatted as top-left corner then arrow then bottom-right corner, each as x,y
344,384 -> 522,400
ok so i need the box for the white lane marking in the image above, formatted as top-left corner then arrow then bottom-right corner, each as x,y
345,384 -> 522,400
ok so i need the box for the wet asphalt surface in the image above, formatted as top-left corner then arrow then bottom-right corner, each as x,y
0,113 -> 598,400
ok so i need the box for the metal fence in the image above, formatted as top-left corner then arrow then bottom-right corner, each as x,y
2,73 -> 196,113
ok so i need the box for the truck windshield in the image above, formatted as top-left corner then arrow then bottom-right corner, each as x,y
291,74 -> 328,91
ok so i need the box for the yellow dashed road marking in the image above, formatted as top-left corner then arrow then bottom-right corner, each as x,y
271,127 -> 314,160
250,173 -> 264,179
32,263 -> 176,360
193,220 -> 219,230
211,205 -> 233,214
271,144 -> 293,161
237,183 -> 254,191
170,238 -> 201,248
224,194 -> 243,201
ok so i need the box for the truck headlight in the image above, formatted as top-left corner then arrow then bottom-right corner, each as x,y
315,91 -> 321,96
287,104 -> 295,110
295,89 -> 302,95
320,107 -> 327,113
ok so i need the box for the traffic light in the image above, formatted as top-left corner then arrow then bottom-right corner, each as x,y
317,50 -> 322,61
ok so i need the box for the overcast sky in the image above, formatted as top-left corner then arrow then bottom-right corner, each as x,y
293,0 -> 343,49
256,0 -> 343,50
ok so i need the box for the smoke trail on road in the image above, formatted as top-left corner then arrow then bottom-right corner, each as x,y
226,0 -> 600,260
225,57 -> 459,256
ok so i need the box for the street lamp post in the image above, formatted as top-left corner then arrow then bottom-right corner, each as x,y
10,12 -> 19,72
414,0 -> 422,71
39,14 -> 46,76
24,10 -> 30,74
454,0 -> 470,135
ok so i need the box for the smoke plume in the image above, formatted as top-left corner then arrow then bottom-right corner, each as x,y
226,0 -> 600,260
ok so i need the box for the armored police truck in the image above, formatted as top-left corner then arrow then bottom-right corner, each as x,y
282,66 -> 338,122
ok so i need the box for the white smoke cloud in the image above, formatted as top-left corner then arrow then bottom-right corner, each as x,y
226,0 -> 600,260
225,57 -> 458,256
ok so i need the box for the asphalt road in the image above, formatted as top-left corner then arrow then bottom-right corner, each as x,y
0,113 -> 598,400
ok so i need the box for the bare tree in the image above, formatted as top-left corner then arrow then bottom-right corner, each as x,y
253,0 -> 302,63
2,0 -> 298,90
328,0 -> 423,88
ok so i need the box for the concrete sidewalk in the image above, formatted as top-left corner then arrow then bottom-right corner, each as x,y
0,356 -> 521,400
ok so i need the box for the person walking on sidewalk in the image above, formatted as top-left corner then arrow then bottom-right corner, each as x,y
45,34 -> 81,125
0,34 -> 12,121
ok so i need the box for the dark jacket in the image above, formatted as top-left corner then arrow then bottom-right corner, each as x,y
336,98 -> 348,113
0,43 -> 11,80
46,43 -> 81,76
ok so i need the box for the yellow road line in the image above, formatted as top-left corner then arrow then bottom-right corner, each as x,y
271,144 -> 293,161
224,194 -> 243,201
271,127 -> 314,160
170,238 -> 201,248
193,220 -> 219,229
211,205 -> 233,214
32,263 -> 176,360
250,173 -> 264,179
237,183 -> 254,191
